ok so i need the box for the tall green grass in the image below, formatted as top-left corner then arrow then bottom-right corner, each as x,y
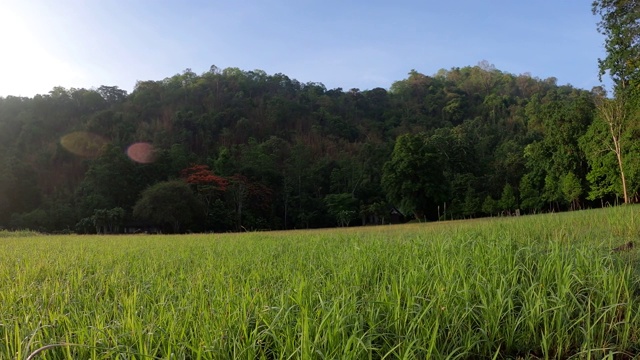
1,206 -> 639,359
0,230 -> 42,238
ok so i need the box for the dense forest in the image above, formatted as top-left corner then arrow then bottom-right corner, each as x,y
0,1 -> 638,234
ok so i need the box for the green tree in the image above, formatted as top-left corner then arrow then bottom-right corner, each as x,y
359,200 -> 390,225
561,172 -> 583,210
481,196 -> 498,216
462,186 -> 481,218
97,85 -> 128,104
324,193 -> 357,227
382,133 -> 448,220
593,94 -> 632,203
591,0 -> 640,203
519,173 -> 543,213
592,0 -> 640,91
499,184 -> 518,215
91,208 -> 125,234
582,91 -> 640,205
580,107 -> 624,202
543,173 -> 568,210
77,145 -> 138,215
133,180 -> 203,233
522,90 -> 593,210
0,157 -> 41,226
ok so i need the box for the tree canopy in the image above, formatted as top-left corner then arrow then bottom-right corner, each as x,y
133,180 -> 203,233
0,35 -> 638,232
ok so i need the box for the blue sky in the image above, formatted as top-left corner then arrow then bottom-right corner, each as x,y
1,0 -> 607,97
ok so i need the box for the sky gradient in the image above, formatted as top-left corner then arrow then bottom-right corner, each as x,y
0,0 -> 608,97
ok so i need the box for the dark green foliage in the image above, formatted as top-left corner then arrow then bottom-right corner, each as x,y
462,186 -> 481,218
0,53 -> 633,231
382,133 -> 449,220
519,174 -> 543,213
133,180 -> 203,233
499,184 -> 518,214
592,0 -> 640,92
561,172 -> 583,210
91,207 -> 126,234
590,1 -> 640,205
324,193 -> 358,227
481,196 -> 498,217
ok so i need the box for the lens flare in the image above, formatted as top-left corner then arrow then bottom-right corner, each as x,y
127,142 -> 157,164
60,131 -> 108,158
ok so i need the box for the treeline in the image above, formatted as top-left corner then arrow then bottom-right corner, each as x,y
0,61 -> 635,233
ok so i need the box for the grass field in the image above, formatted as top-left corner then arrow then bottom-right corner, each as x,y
1,207 -> 640,359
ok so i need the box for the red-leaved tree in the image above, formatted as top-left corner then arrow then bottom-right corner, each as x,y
180,165 -> 228,225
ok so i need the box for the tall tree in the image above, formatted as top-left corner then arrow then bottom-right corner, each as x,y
76,145 -> 140,215
181,164 -> 228,228
133,180 -> 203,233
382,133 -> 448,220
592,0 -> 640,92
561,172 -> 583,210
594,94 -> 631,203
324,193 -> 357,227
590,0 -> 640,203
499,184 -> 518,215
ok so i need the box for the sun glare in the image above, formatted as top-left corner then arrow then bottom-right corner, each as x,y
0,6 -> 84,97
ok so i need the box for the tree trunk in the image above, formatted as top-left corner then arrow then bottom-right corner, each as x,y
597,95 -> 630,204
613,139 -> 629,203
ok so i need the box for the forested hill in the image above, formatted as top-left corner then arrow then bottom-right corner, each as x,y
0,63 -> 625,233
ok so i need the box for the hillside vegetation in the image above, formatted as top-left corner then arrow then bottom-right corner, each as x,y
0,63 -> 621,233
1,1 -> 638,233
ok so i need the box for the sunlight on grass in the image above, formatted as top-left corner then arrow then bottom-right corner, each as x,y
1,206 -> 639,359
